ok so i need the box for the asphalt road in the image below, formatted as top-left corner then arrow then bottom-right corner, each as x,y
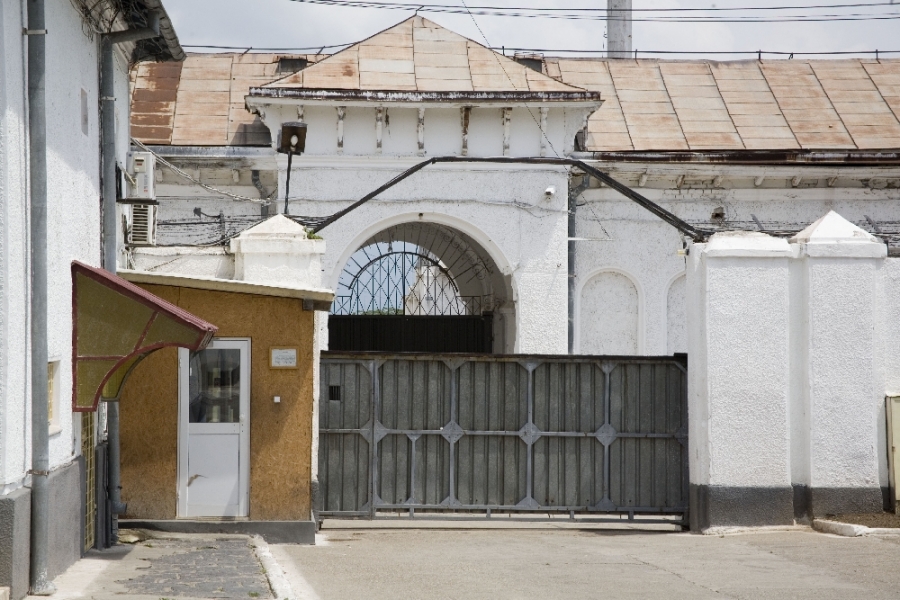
272,524 -> 900,600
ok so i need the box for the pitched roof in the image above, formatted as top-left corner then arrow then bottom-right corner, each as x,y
551,57 -> 900,151
130,43 -> 900,151
262,16 -> 582,94
131,53 -> 326,145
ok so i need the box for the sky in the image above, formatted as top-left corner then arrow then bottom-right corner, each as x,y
161,0 -> 900,60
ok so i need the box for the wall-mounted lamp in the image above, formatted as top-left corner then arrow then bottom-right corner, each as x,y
276,121 -> 307,215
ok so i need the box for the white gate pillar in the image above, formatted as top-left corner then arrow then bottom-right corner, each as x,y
790,211 -> 886,517
686,232 -> 794,531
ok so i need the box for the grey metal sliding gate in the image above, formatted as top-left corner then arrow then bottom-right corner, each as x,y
319,353 -> 687,519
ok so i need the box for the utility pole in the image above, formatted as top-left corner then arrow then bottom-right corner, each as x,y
607,0 -> 632,59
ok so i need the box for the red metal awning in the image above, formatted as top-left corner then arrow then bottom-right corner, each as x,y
72,261 -> 218,412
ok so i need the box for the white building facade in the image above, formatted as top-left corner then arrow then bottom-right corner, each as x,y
128,17 -> 900,529
0,1 -> 182,597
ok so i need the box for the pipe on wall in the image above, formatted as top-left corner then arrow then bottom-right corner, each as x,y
568,174 -> 590,354
100,10 -> 160,546
26,0 -> 55,593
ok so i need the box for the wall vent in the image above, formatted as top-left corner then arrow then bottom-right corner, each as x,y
131,204 -> 157,246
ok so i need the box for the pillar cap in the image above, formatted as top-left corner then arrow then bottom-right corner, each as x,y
703,231 -> 792,257
790,211 -> 885,258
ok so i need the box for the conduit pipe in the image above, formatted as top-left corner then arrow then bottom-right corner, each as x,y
567,175 -> 590,354
26,0 -> 55,593
100,10 -> 160,546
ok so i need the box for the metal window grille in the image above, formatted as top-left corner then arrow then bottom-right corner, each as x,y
81,412 -> 96,551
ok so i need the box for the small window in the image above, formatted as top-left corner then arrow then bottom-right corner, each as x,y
513,52 -> 543,73
48,361 -> 61,435
277,57 -> 309,74
80,88 -> 89,136
328,385 -> 341,402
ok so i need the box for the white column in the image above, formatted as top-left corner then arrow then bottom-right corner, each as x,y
687,231 -> 793,530
230,214 -> 326,290
790,211 -> 886,515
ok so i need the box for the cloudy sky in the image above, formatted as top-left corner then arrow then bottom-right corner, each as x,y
162,0 -> 899,60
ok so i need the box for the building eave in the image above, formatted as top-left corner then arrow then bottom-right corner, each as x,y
247,87 -> 602,107
572,150 -> 900,166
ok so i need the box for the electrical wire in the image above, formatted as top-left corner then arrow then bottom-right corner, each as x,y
291,1 -> 900,13
285,0 -> 900,22
176,44 -> 900,57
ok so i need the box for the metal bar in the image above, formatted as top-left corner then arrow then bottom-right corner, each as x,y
448,364 -> 459,504
309,156 -> 711,241
311,158 -> 436,232
369,359 -> 379,519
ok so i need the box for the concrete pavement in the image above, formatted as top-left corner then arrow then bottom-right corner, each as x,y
30,522 -> 900,600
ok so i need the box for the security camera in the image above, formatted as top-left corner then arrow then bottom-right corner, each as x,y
544,186 -> 556,198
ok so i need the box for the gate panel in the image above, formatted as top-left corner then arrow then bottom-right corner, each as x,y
319,353 -> 687,519
319,361 -> 372,514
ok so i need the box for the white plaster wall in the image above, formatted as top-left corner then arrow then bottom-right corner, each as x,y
688,234 -> 793,489
264,103 -> 578,160
578,270 -> 639,355
277,158 -> 570,354
666,274 -> 686,355
0,0 -> 31,492
576,182 -> 900,356
342,107 -> 377,156
381,107 -> 417,156
882,258 -> 900,395
2,0 -> 126,488
804,254 -> 883,490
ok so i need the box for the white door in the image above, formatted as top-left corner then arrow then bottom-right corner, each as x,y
178,339 -> 250,518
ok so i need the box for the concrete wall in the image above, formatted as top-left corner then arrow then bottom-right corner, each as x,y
120,285 -> 316,521
687,214 -> 893,531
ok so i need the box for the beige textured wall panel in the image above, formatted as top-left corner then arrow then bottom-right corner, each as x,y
120,285 -> 316,521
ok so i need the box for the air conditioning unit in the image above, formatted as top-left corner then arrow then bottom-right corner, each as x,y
126,151 -> 156,200
131,204 -> 157,246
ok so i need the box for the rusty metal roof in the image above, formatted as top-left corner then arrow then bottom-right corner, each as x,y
261,16 -> 584,95
130,21 -> 900,151
554,57 -> 900,151
130,53 -> 327,146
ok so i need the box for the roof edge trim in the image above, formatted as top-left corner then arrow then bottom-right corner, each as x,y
575,150 -> 900,165
248,87 -> 602,104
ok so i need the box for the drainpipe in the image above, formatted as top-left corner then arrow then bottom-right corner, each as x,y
568,174 -> 590,354
100,10 -> 160,546
26,0 -> 55,594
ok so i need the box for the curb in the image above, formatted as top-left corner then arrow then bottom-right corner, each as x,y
812,519 -> 900,537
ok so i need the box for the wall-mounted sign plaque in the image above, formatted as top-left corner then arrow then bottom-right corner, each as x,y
270,347 -> 299,369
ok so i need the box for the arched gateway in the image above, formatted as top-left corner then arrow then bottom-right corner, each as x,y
329,222 -> 514,353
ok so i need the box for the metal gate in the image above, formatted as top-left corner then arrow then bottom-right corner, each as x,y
319,353 -> 687,519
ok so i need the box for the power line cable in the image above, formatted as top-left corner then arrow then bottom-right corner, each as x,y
290,1 -> 900,13
456,0 -> 561,158
284,0 -> 900,22
178,44 -> 900,57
